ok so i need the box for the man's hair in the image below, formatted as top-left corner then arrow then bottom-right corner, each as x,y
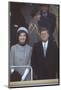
39,26 -> 49,34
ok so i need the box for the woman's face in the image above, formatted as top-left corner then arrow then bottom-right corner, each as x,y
18,32 -> 27,44
34,14 -> 41,21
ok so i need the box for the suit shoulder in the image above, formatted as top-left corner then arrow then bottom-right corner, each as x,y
52,40 -> 57,44
33,42 -> 41,47
49,40 -> 57,47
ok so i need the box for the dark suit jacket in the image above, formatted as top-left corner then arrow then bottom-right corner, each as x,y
31,40 -> 58,80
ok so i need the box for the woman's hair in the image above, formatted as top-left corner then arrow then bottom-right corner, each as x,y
16,30 -> 29,44
31,7 -> 39,18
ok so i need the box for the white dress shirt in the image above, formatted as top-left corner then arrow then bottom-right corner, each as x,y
42,40 -> 48,56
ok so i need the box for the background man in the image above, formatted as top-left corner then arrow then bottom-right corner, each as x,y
38,4 -> 56,40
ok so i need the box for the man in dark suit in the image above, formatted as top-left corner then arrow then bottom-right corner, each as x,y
31,27 -> 58,80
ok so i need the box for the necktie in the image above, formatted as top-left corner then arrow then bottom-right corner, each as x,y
44,43 -> 46,56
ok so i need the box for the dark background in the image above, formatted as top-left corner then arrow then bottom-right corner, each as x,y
9,2 -> 59,46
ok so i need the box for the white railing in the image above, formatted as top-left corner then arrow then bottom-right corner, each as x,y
10,65 -> 33,80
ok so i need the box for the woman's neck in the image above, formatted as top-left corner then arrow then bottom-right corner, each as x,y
32,19 -> 38,24
18,42 -> 26,46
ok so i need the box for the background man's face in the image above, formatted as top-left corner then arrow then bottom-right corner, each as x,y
40,30 -> 49,42
40,6 -> 49,12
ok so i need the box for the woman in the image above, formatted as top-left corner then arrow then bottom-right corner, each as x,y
10,27 -> 32,81
28,8 -> 41,46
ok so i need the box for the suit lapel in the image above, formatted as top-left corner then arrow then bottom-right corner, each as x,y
38,40 -> 51,57
39,42 -> 44,57
46,40 -> 50,56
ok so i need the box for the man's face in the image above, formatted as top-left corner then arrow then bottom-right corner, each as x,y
18,32 -> 27,44
40,30 -> 49,42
